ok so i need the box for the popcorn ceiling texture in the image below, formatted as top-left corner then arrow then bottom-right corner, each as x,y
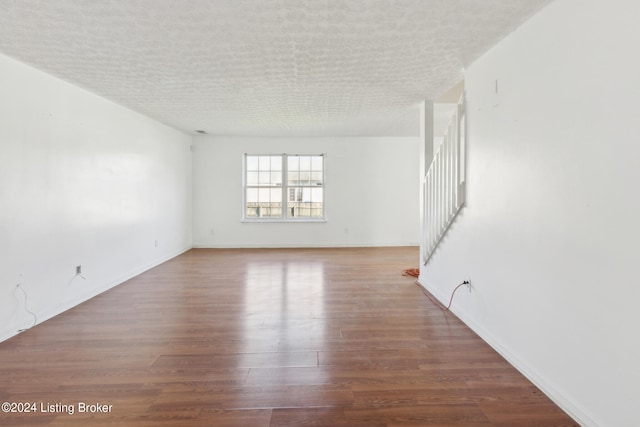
0,0 -> 550,136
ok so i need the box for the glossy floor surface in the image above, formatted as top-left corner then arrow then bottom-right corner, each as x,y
0,247 -> 576,426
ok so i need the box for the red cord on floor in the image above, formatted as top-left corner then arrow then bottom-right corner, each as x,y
413,280 -> 467,312
402,269 -> 468,312
443,282 -> 467,310
402,268 -> 420,278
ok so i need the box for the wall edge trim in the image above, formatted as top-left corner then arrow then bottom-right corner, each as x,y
416,277 -> 599,427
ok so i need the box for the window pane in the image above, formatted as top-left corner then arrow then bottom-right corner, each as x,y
246,188 -> 258,202
287,190 -> 322,217
258,172 -> 271,185
271,188 -> 282,203
299,156 -> 311,170
311,187 -> 323,203
271,171 -> 282,186
247,171 -> 258,186
289,188 -> 302,202
259,156 -> 271,170
299,171 -> 310,185
271,156 -> 282,170
246,186 -> 259,217
302,188 -> 311,202
288,156 -> 299,170
269,207 -> 282,218
311,172 -> 323,185
246,156 -> 259,171
258,188 -> 270,202
288,171 -> 299,186
311,156 -> 323,170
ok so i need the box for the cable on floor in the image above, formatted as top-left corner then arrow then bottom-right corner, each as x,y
413,280 -> 468,312
402,268 -> 420,278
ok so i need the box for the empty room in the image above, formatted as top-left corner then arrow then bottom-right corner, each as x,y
1,0 -> 638,426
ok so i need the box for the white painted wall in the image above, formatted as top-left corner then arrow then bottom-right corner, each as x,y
0,53 -> 192,341
193,136 -> 420,247
419,1 -> 640,426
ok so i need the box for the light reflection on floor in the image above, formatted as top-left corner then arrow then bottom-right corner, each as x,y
243,260 -> 325,365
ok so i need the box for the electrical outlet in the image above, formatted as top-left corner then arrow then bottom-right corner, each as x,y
465,278 -> 472,292
76,265 -> 82,275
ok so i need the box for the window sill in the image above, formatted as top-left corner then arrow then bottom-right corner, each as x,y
241,219 -> 327,224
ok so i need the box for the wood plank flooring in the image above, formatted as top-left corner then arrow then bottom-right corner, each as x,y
0,247 -> 577,426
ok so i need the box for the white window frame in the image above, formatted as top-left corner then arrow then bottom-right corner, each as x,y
242,153 -> 326,222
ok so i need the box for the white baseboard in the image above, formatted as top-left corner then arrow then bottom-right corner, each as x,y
192,242 -> 420,249
416,277 -> 597,427
0,246 -> 191,343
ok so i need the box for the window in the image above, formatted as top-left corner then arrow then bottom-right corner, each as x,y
244,154 -> 324,221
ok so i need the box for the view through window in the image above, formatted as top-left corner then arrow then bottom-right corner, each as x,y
244,154 -> 324,221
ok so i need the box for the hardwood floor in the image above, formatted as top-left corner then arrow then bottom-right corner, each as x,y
0,247 -> 576,426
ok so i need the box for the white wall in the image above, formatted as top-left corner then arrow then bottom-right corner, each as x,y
420,1 -> 640,426
0,53 -> 192,341
193,136 -> 420,247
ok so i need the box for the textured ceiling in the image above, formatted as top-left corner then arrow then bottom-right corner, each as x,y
0,0 -> 551,137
